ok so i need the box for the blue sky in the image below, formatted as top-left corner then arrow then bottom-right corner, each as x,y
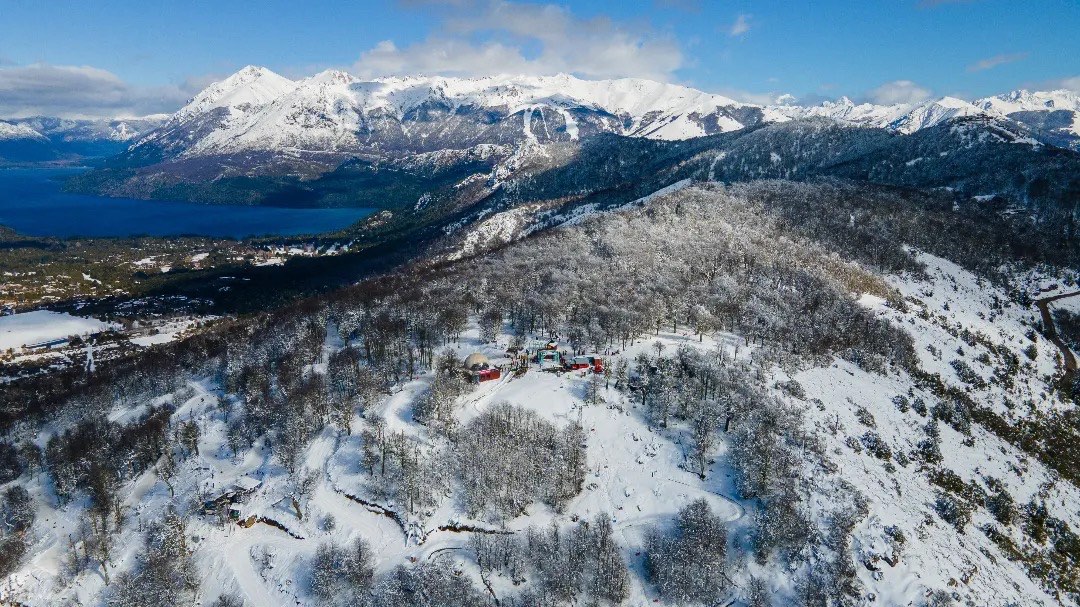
0,0 -> 1077,117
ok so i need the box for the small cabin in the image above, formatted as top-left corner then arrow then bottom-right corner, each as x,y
26,338 -> 69,350
200,475 -> 263,515
234,476 -> 263,494
569,355 -> 604,374
526,339 -> 559,352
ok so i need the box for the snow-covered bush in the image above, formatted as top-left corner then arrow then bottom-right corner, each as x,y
473,513 -> 628,605
372,558 -> 488,607
108,509 -> 197,607
933,493 -> 973,532
456,403 -> 586,521
645,499 -> 729,604
309,538 -> 375,605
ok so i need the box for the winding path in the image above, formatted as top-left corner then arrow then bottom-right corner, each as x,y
1034,290 -> 1080,382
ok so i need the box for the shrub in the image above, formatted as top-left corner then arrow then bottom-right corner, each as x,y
645,499 -> 729,604
934,493 -> 972,532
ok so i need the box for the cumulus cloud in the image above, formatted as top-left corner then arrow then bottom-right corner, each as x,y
353,0 -> 683,81
866,80 -> 933,105
711,87 -> 782,105
1044,75 -> 1080,92
1060,76 -> 1080,91
967,52 -> 1029,72
728,14 -> 751,37
0,63 -> 197,119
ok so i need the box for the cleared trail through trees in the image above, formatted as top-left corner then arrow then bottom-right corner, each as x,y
659,476 -> 746,523
1034,290 -> 1080,382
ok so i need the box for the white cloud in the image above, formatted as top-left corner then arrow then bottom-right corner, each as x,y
728,14 -> 751,37
711,87 -> 782,105
353,1 -> 683,82
0,63 -> 198,119
1052,75 -> 1080,92
966,52 -> 1029,73
866,80 -> 933,105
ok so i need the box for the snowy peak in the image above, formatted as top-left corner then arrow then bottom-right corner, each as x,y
361,72 -> 747,117
975,88 -> 1080,114
187,68 -> 364,155
972,89 -> 1080,148
772,95 -> 992,134
0,120 -> 48,141
889,96 -> 987,134
128,66 -> 1080,166
174,65 -> 296,124
11,115 -> 168,142
155,68 -> 765,158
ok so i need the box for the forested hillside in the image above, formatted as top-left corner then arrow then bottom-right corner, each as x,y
1,179 -> 1078,606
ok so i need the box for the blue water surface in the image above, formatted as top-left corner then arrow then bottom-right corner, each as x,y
0,167 -> 374,238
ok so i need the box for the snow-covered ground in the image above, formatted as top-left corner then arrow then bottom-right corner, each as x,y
128,316 -> 214,348
862,251 -> 1065,414
794,358 -> 1074,605
0,310 -> 112,351
3,247 -> 1077,606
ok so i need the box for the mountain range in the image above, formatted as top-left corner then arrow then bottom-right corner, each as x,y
4,66 -> 1079,168
0,115 -> 167,163
119,67 -> 1080,165
0,65 -> 1076,238
130,66 -> 1080,157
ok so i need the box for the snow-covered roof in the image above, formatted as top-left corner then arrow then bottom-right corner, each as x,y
464,352 -> 490,368
233,476 -> 262,492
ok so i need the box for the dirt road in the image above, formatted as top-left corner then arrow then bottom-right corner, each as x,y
1034,290 -> 1080,382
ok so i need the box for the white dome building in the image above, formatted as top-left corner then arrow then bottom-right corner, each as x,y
464,352 -> 490,370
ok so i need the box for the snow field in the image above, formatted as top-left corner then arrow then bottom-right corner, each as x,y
0,310 -> 113,351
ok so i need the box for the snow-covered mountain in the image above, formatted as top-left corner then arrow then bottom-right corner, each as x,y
123,65 -> 1080,172
975,88 -> 1080,117
772,89 -> 1080,146
60,67 -> 1080,207
126,67 -> 778,163
3,177 -> 1079,606
773,95 -> 989,134
0,120 -> 58,162
0,115 -> 167,162
12,115 -> 168,143
174,65 -> 297,124
0,120 -> 49,142
973,89 -> 1080,149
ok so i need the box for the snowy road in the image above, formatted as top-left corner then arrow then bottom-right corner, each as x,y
1035,289 -> 1080,381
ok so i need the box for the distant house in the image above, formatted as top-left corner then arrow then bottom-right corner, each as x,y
26,338 -> 68,350
569,355 -> 604,374
201,475 -> 263,515
234,476 -> 263,493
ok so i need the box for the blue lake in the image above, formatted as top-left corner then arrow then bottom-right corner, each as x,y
0,167 -> 374,238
